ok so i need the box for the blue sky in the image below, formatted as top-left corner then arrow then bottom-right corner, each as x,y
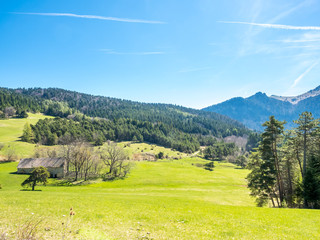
1,0 -> 320,109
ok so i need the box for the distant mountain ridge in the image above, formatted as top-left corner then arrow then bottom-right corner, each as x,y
202,85 -> 320,131
270,85 -> 320,104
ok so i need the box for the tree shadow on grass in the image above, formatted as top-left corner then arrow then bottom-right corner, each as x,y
10,171 -> 25,175
20,189 -> 42,192
0,160 -> 16,164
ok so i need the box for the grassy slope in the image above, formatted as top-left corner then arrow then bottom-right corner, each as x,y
0,116 -> 320,239
0,113 -> 53,158
1,161 -> 320,239
118,141 -> 187,159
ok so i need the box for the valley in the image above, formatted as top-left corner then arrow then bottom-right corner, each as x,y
0,112 -> 319,239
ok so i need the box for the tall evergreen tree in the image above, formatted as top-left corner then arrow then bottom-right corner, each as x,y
247,116 -> 286,207
294,112 -> 318,207
294,112 -> 318,177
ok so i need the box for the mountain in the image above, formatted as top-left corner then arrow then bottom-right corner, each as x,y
270,85 -> 320,104
0,87 -> 251,152
202,85 -> 320,131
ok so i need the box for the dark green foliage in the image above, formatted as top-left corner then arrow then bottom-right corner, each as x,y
156,151 -> 164,159
94,135 -> 104,146
30,117 -> 202,152
303,155 -> 320,208
203,142 -> 236,160
15,87 -> 249,138
0,88 -> 42,114
16,110 -> 28,118
0,87 -> 251,153
235,155 -> 247,168
247,116 -> 286,207
246,132 -> 261,152
247,152 -> 274,207
248,112 -> 320,209
21,123 -> 34,143
204,161 -> 215,171
21,166 -> 50,191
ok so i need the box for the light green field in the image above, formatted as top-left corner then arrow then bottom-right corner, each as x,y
1,161 -> 320,239
0,113 -> 53,158
0,115 -> 320,239
117,141 -> 188,159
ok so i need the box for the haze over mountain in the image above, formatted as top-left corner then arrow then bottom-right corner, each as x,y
202,85 -> 320,131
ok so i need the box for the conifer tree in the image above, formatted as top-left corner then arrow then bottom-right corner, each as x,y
247,116 -> 286,207
294,112 -> 318,178
21,123 -> 34,143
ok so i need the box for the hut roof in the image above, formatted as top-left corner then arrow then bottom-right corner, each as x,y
18,158 -> 65,169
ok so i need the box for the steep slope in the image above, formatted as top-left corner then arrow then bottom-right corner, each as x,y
203,86 -> 320,130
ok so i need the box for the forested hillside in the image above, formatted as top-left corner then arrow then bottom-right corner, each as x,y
0,87 -> 250,152
203,86 -> 320,130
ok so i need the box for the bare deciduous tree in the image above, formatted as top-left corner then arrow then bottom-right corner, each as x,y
99,143 -> 131,179
4,107 -> 16,118
5,144 -> 18,161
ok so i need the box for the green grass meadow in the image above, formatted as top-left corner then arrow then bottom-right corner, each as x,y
0,113 -> 53,158
0,115 -> 320,239
117,141 -> 187,159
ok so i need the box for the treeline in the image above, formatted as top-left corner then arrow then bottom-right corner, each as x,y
0,88 -> 42,114
24,117 -> 203,152
203,142 -> 237,160
0,88 -> 79,118
0,87 -> 253,153
247,112 -> 320,209
15,87 -> 250,138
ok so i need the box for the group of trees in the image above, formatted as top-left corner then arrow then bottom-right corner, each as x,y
62,141 -> 130,181
247,112 -> 320,208
23,117 -> 203,153
33,140 -> 130,183
0,106 -> 28,119
203,142 -> 237,160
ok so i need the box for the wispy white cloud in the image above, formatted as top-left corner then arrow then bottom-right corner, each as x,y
219,21 -> 320,31
286,45 -> 320,49
280,39 -> 320,43
233,1 -> 313,57
178,67 -> 212,73
12,12 -> 166,24
291,61 -> 319,88
100,49 -> 165,55
268,0 -> 312,24
277,33 -> 320,43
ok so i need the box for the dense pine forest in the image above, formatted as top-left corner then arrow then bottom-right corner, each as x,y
247,112 -> 320,208
0,87 -> 251,152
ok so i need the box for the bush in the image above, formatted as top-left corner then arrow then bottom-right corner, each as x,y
156,151 -> 164,159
